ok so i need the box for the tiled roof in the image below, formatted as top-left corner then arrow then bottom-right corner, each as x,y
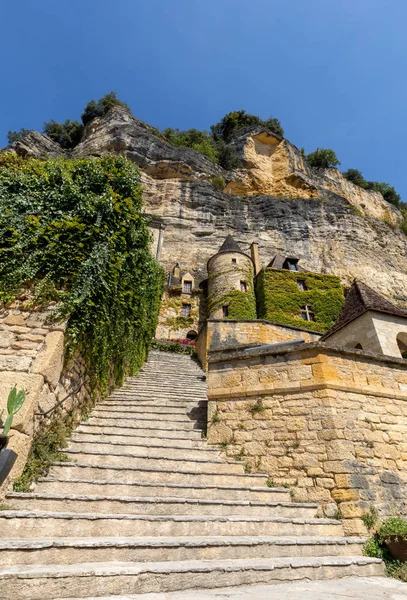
266,254 -> 305,271
322,280 -> 407,339
218,235 -> 243,254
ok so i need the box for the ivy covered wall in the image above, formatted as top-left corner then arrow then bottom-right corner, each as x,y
0,153 -> 164,392
256,268 -> 344,333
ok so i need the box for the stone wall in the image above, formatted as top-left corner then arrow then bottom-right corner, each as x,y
207,342 -> 407,535
197,319 -> 320,370
0,308 -> 92,493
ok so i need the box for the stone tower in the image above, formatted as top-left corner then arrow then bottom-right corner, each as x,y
207,235 -> 256,320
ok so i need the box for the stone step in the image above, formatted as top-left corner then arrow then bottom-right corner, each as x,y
77,423 -> 205,439
71,432 -> 212,450
6,492 -> 318,518
48,462 -> 268,487
0,511 -> 344,538
90,408 -> 205,421
108,393 -> 207,402
87,416 -> 206,431
98,401 -> 191,409
35,478 -> 291,502
68,439 -> 220,459
94,405 -> 189,415
0,556 -> 383,599
0,535 -> 367,566
62,449 -> 243,474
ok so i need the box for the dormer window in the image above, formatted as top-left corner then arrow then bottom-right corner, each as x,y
240,281 -> 247,292
300,305 -> 315,321
183,280 -> 192,293
297,280 -> 307,291
285,259 -> 298,271
181,303 -> 191,317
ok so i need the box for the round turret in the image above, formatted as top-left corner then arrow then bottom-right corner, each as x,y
207,235 -> 256,320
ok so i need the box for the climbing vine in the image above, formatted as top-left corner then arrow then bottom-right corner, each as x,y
256,269 -> 344,333
0,153 -> 164,391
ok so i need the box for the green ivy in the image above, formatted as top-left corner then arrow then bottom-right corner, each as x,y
209,289 -> 257,320
0,153 -> 164,392
256,269 -> 344,333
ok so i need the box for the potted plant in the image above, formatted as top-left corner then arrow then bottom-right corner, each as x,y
0,386 -> 26,454
378,517 -> 407,562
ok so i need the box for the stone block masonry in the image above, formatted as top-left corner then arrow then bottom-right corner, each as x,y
0,308 -> 92,494
207,342 -> 407,535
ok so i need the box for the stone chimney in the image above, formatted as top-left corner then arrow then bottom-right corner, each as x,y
173,263 -> 181,278
250,242 -> 261,275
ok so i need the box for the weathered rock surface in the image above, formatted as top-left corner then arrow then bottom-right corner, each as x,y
2,105 -> 406,301
2,131 -> 65,159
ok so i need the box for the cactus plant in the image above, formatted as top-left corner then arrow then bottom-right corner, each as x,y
1,386 -> 26,437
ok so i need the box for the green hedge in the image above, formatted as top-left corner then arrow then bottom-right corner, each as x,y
256,269 -> 344,333
0,153 -> 164,391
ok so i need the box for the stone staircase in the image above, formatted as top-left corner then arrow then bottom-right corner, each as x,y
0,350 -> 382,599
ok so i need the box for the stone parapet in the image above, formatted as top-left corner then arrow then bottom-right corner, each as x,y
207,341 -> 407,535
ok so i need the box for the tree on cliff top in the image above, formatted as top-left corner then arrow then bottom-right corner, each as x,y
343,168 -> 402,207
40,92 -> 129,150
81,91 -> 129,126
307,148 -> 341,169
211,110 -> 284,142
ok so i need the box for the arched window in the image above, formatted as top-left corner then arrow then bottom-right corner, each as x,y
397,333 -> 407,359
355,343 -> 363,350
186,330 -> 197,341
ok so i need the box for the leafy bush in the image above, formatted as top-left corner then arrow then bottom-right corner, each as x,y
211,175 -> 226,191
307,148 -> 341,169
0,153 -> 164,392
43,119 -> 84,149
81,91 -> 129,126
343,168 -> 403,209
150,339 -> 195,355
7,129 -> 31,144
162,128 -> 219,163
216,140 -> 244,170
378,516 -> 407,541
211,110 -> 284,142
343,168 -> 367,188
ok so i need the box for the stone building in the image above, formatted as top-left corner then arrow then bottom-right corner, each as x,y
321,279 -> 407,358
156,234 -> 346,347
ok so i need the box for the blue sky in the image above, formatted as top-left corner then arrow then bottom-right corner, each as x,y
1,0 -> 406,197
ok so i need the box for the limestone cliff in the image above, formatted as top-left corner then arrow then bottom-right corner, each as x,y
3,105 -> 407,301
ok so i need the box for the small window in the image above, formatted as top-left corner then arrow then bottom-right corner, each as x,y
355,343 -> 363,350
287,259 -> 298,271
300,305 -> 315,321
181,303 -> 191,317
222,305 -> 229,317
240,281 -> 247,292
297,279 -> 307,291
183,280 -> 192,293
231,258 -> 237,264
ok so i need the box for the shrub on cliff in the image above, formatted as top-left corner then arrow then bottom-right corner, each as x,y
306,148 -> 341,169
39,92 -> 128,150
43,119 -> 84,149
0,153 -> 164,391
6,129 -> 31,144
81,91 -> 129,126
162,128 -> 219,163
211,110 -> 284,142
343,169 -> 402,208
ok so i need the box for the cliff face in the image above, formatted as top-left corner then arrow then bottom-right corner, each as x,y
3,106 -> 407,301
